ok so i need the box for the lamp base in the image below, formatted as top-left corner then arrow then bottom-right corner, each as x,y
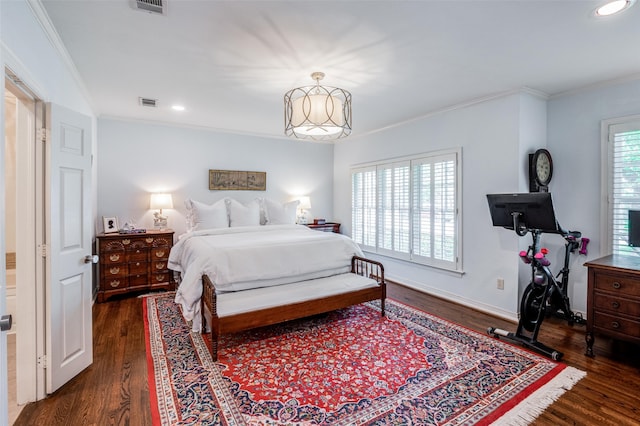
153,217 -> 168,229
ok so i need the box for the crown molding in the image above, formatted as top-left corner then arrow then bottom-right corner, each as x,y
351,87 -> 550,140
26,0 -> 96,112
549,72 -> 640,100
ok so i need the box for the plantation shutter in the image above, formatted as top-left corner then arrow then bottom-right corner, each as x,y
412,153 -> 458,268
610,121 -> 640,255
352,166 -> 377,251
377,161 -> 411,259
350,148 -> 461,272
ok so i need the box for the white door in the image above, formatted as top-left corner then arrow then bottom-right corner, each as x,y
45,103 -> 93,393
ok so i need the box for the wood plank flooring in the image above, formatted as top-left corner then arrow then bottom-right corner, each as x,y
13,283 -> 640,425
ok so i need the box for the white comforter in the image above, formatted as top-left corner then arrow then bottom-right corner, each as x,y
169,225 -> 364,331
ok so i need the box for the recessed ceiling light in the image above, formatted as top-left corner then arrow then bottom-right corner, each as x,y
595,0 -> 635,16
171,105 -> 185,111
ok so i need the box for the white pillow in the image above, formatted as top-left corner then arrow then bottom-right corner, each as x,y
226,199 -> 261,227
186,198 -> 229,230
263,198 -> 299,225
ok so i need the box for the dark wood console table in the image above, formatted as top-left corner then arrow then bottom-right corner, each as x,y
584,254 -> 640,356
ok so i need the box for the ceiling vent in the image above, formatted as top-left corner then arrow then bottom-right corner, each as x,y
133,0 -> 166,15
139,97 -> 158,108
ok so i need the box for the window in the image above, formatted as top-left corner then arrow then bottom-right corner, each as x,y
351,149 -> 461,271
605,117 -> 640,255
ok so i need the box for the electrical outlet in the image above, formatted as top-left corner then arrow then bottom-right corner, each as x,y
497,278 -> 505,290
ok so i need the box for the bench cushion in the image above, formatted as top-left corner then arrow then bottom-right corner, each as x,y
216,272 -> 378,317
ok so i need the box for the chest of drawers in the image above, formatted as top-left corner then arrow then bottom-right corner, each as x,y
96,230 -> 174,302
585,254 -> 640,356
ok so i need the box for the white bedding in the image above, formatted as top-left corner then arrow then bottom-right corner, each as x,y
169,224 -> 364,330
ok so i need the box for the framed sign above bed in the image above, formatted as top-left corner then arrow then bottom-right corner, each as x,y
209,169 -> 266,191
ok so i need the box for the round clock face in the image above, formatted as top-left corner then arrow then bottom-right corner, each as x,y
533,149 -> 553,186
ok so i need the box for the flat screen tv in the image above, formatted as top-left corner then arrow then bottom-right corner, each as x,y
486,192 -> 560,234
628,210 -> 640,247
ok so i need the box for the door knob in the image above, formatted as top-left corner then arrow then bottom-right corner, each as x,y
0,314 -> 12,332
84,254 -> 99,264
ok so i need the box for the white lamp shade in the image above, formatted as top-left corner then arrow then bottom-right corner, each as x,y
298,196 -> 311,210
291,94 -> 344,136
150,193 -> 173,210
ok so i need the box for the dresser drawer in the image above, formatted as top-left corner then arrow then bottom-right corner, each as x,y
151,272 -> 170,284
103,252 -> 125,264
152,260 -> 168,272
102,264 -> 127,278
593,292 -> 640,317
151,247 -> 169,260
593,272 -> 640,297
129,274 -> 148,287
592,311 -> 640,338
129,261 -> 148,275
102,277 -> 127,290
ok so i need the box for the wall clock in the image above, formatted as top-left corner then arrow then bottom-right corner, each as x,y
529,148 -> 553,192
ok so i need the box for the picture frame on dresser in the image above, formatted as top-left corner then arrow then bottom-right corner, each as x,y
102,216 -> 119,233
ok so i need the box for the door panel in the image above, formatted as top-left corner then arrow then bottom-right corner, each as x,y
46,103 -> 93,393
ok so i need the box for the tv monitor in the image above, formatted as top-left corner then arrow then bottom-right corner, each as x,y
486,192 -> 560,234
628,210 -> 640,247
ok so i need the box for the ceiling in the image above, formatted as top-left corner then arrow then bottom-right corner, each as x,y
40,0 -> 640,141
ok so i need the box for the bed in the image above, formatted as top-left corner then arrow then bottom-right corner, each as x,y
168,223 -> 385,360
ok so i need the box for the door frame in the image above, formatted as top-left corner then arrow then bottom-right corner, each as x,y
4,68 -> 46,405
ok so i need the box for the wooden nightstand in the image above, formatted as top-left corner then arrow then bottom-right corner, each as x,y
96,229 -> 174,302
306,222 -> 340,233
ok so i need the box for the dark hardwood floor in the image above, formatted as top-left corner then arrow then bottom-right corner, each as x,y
13,282 -> 640,425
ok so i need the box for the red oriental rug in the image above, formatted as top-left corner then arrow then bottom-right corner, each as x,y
143,293 -> 585,425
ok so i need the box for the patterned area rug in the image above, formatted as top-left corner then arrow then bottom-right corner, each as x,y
143,293 -> 585,425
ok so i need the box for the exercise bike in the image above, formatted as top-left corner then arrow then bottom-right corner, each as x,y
486,193 -> 589,361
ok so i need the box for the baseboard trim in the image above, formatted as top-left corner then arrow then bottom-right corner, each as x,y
386,277 -> 519,323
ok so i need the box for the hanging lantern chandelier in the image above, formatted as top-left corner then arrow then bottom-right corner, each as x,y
284,72 -> 352,141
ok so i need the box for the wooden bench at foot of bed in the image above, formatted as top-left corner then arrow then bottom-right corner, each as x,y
202,255 -> 385,361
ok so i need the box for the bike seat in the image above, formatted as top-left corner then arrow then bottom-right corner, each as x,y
567,230 -> 582,239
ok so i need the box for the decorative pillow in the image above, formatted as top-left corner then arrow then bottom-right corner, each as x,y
226,199 -> 261,227
186,198 -> 229,230
263,198 -> 299,225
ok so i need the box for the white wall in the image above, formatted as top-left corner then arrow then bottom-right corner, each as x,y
547,78 -> 640,313
334,91 -> 544,319
1,1 -> 93,117
97,118 -> 335,236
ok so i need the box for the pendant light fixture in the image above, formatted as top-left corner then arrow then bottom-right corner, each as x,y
284,72 -> 352,141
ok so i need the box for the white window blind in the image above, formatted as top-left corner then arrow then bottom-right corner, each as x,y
412,154 -> 457,267
352,166 -> 377,251
609,120 -> 640,255
377,161 -> 411,259
351,149 -> 460,271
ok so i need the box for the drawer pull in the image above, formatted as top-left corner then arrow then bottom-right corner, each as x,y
612,282 -> 621,289
611,321 -> 620,329
155,263 -> 166,270
146,238 -> 154,244
611,301 -> 620,309
123,239 -> 131,245
109,267 -> 120,275
156,274 -> 166,282
155,250 -> 166,258
109,254 -> 121,262
109,280 -> 120,288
